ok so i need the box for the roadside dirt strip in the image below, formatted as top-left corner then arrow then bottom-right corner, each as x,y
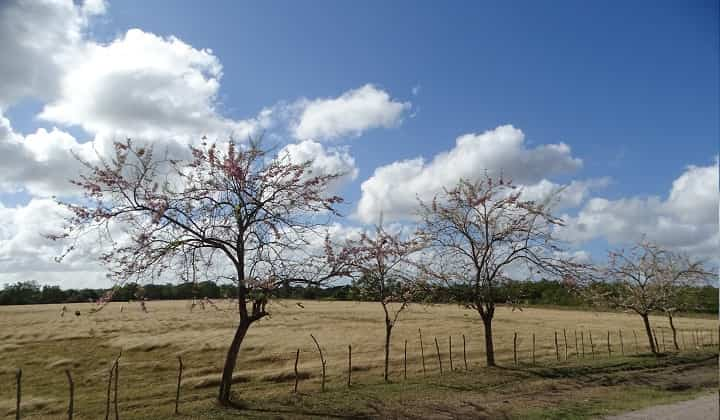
603,393 -> 719,420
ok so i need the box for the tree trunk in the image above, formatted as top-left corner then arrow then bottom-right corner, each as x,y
481,314 -> 496,367
641,313 -> 657,354
218,319 -> 252,404
667,312 -> 680,351
384,319 -> 392,382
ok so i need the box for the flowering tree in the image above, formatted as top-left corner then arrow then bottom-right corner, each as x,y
50,139 -> 349,404
584,241 -> 710,353
418,175 -> 573,367
329,223 -> 425,382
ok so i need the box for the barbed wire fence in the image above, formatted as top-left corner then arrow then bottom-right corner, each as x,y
4,326 -> 718,419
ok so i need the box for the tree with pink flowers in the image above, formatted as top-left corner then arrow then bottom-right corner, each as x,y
50,138 -> 350,405
328,222 -> 426,382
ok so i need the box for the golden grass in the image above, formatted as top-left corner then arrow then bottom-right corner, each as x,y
0,299 -> 716,419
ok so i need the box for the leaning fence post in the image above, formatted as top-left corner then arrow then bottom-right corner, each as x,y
310,334 -> 326,392
66,369 -> 74,420
448,336 -> 453,372
652,328 -> 659,352
293,348 -> 300,393
698,329 -> 703,349
15,368 -> 21,420
105,362 -> 114,420
532,333 -> 536,365
681,330 -> 686,350
554,331 -> 560,361
348,345 -> 352,388
574,330 -> 578,359
607,330 -> 612,358
661,328 -> 666,352
434,337 -> 443,375
419,329 -> 426,376
632,330 -> 639,354
403,340 -> 407,380
581,331 -> 585,358
513,332 -> 518,366
619,330 -> 624,356
113,353 -> 120,420
462,334 -> 468,371
563,329 -> 568,361
175,356 -> 183,415
589,331 -> 595,359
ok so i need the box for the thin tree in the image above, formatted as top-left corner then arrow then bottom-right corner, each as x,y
581,241 -> 709,355
332,222 -> 425,382
418,175 -> 576,366
656,252 -> 712,351
49,139 -> 349,405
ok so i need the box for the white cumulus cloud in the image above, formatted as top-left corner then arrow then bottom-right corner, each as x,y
0,0 -> 105,108
557,159 -> 719,259
278,140 -> 358,192
292,84 -> 411,141
38,28 -> 265,140
355,125 -> 583,223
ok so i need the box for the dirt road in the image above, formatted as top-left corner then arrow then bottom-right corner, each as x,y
603,393 -> 719,420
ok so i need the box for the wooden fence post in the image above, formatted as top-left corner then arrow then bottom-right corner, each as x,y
661,328 -> 666,352
563,329 -> 568,361
681,330 -> 686,350
532,333 -> 536,365
434,337 -> 443,375
554,331 -> 560,361
633,330 -> 639,354
652,329 -> 659,352
619,330 -> 624,356
310,334 -> 326,392
175,356 -> 183,415
65,369 -> 74,420
113,353 -> 120,420
105,362 -> 114,420
589,331 -> 595,359
15,368 -> 21,420
293,348 -> 300,393
513,332 -> 518,366
448,336 -> 454,372
419,329 -> 426,376
607,331 -> 612,358
403,341 -> 407,380
699,329 -> 704,348
581,331 -> 585,358
348,345 -> 352,388
574,330 -> 579,359
462,334 -> 468,371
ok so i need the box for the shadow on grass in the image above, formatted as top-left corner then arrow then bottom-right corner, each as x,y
220,395 -> 368,419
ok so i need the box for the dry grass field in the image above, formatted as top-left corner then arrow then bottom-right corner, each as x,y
0,300 -> 717,419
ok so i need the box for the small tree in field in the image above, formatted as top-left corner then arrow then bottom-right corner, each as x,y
329,223 -> 425,382
50,139 -> 348,405
583,241 -> 709,354
657,254 -> 712,351
418,175 -> 571,367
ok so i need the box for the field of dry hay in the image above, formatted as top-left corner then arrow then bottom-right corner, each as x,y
0,300 -> 716,419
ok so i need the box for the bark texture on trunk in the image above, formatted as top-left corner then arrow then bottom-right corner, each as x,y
384,318 -> 392,382
641,313 -> 657,354
668,312 -> 680,351
218,319 -> 251,404
481,314 -> 495,367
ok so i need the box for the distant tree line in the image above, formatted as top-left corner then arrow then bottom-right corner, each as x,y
1,279 -> 716,314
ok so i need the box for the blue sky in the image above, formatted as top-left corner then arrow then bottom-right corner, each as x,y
0,0 -> 717,287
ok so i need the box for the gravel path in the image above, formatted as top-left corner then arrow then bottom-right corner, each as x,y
603,393 -> 718,420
